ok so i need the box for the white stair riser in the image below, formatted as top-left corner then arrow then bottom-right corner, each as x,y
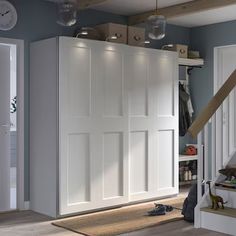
201,211 -> 236,236
215,189 -> 236,208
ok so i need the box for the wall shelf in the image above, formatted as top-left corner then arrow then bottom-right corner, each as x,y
179,154 -> 198,162
178,58 -> 204,66
179,180 -> 197,186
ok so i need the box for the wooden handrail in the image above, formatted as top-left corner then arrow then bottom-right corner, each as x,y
188,69 -> 236,138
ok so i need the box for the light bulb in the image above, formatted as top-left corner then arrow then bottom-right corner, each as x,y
57,2 -> 77,27
146,14 -> 166,40
110,35 -> 118,40
81,31 -> 88,35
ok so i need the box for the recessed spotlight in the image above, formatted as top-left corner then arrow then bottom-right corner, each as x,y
110,35 -> 118,40
81,31 -> 88,35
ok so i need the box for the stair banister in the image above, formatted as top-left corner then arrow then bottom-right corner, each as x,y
188,69 -> 236,138
188,68 -> 236,230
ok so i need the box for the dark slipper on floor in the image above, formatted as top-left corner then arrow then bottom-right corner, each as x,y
154,203 -> 174,212
148,205 -> 166,216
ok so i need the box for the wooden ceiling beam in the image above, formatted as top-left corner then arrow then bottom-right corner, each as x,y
76,0 -> 108,9
47,0 -> 107,9
128,0 -> 236,25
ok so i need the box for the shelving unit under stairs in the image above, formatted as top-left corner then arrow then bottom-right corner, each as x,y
179,154 -> 198,186
178,58 -> 204,187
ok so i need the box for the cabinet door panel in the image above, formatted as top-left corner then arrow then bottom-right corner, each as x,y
130,131 -> 148,194
157,130 -> 174,190
68,46 -> 91,117
67,133 -> 90,204
127,53 -> 148,117
59,39 -> 95,215
59,38 -> 128,215
94,45 -> 129,208
103,132 -> 124,199
102,50 -> 123,117
126,49 -> 178,201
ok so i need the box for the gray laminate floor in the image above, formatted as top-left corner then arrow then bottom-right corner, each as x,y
0,210 -> 229,236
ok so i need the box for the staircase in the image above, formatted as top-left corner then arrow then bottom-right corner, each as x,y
199,182 -> 236,235
188,69 -> 236,235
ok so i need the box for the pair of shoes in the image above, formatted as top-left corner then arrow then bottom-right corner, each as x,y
147,203 -> 174,216
148,205 -> 166,216
154,203 -> 174,212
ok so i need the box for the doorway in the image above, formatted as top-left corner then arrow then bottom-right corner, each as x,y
0,38 -> 24,212
214,45 -> 236,169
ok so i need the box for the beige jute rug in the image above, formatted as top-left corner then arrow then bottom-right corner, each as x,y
52,197 -> 185,236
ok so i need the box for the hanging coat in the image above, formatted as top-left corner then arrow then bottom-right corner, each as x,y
179,83 -> 191,136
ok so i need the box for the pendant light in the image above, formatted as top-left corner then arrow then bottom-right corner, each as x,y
57,1 -> 77,27
146,0 -> 166,40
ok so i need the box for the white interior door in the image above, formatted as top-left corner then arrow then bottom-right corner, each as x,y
215,46 -> 236,168
0,45 -> 11,212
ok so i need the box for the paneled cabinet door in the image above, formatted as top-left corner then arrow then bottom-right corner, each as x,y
149,52 -> 178,198
59,38 -> 128,215
91,44 -> 129,209
126,49 -> 178,201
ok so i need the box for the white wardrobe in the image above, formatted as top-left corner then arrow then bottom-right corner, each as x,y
30,37 -> 178,218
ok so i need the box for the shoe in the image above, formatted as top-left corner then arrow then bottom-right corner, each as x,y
148,205 -> 166,216
154,203 -> 174,212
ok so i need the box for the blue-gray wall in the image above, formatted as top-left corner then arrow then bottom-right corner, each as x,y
188,21 -> 236,158
147,24 -> 190,49
177,20 -> 236,159
0,0 -> 190,201
190,20 -> 236,117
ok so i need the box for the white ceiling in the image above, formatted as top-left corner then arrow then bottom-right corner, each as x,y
90,0 -> 236,27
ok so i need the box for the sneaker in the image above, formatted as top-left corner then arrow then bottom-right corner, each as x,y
154,203 -> 174,212
148,205 -> 166,216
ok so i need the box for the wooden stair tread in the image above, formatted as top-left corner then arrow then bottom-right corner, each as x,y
215,186 -> 236,192
201,207 -> 236,218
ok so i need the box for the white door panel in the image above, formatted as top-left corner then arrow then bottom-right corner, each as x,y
0,45 -> 11,211
59,39 -> 129,215
127,50 -> 178,201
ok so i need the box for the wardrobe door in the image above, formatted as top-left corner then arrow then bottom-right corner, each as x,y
59,38 -> 129,215
149,51 -> 178,197
126,49 -> 178,201
92,44 -> 129,208
59,38 -> 97,215
125,50 -> 152,201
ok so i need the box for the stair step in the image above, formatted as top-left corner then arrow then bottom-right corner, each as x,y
201,207 -> 236,218
215,185 -> 236,192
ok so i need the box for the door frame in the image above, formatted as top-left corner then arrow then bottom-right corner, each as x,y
0,37 -> 25,210
214,45 -> 236,170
